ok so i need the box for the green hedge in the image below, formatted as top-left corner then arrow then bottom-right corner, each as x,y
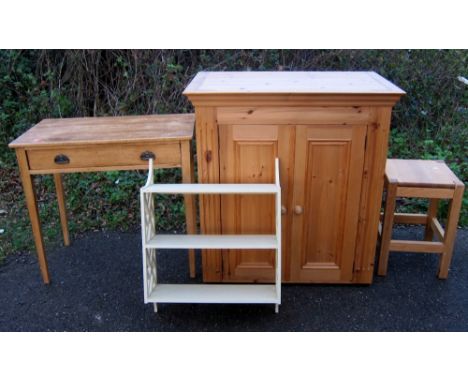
0,50 -> 466,261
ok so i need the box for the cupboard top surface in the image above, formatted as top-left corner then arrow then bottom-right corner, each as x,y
183,71 -> 405,95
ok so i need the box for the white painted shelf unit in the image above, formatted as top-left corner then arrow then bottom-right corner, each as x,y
140,158 -> 282,313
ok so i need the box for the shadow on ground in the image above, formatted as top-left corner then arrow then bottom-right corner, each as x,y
0,227 -> 467,331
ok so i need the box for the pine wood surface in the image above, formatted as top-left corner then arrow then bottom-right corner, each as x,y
53,173 -> 70,246
218,124 -> 292,282
378,160 -> 465,279
386,159 -> 461,188
26,142 -> 181,172
10,114 -> 196,284
289,124 -> 366,282
15,149 -> 50,283
184,71 -> 405,94
181,140 -> 197,278
186,71 -> 404,284
9,114 -> 195,148
216,106 -> 372,125
351,108 -> 392,283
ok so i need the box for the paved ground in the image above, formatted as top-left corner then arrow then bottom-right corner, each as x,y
0,227 -> 467,331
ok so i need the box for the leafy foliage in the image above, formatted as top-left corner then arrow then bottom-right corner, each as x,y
0,50 -> 466,262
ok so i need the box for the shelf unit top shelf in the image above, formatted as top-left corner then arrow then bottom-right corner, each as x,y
142,183 -> 279,194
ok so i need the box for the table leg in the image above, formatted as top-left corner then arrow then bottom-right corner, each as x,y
53,173 -> 70,246
15,149 -> 50,284
181,141 -> 197,278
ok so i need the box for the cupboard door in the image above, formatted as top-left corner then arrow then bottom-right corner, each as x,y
219,124 -> 293,282
290,125 -> 366,282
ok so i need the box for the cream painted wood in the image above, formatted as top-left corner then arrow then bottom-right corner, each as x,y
146,235 -> 278,249
144,183 -> 279,194
141,158 -> 282,313
148,285 -> 278,304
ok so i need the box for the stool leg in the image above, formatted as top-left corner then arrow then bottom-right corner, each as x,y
438,185 -> 464,279
378,182 -> 398,276
424,198 -> 439,241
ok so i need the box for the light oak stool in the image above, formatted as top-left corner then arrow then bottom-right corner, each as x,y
378,159 -> 464,279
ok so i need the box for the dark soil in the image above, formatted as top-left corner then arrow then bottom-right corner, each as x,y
0,227 -> 467,331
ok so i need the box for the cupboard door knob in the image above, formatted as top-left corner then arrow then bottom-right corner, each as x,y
294,205 -> 303,215
281,205 -> 287,215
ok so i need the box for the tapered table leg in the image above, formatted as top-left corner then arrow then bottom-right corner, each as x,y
15,149 -> 50,284
53,173 -> 70,246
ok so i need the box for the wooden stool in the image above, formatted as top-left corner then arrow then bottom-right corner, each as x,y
378,159 -> 464,279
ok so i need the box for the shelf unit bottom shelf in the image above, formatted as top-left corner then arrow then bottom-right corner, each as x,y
147,284 -> 278,304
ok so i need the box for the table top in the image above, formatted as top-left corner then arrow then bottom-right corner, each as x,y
183,71 -> 405,95
386,159 -> 461,188
9,114 -> 195,148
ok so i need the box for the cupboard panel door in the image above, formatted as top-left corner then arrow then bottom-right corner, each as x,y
219,125 -> 293,282
290,125 -> 366,282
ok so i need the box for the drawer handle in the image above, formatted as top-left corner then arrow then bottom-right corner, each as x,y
54,154 -> 70,165
140,151 -> 156,161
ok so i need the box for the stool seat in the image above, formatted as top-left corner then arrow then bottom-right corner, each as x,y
378,159 -> 464,279
386,159 -> 460,189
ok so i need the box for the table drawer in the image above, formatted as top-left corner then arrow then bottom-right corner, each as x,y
27,143 -> 181,172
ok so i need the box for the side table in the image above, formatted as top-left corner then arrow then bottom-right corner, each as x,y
9,114 -> 197,284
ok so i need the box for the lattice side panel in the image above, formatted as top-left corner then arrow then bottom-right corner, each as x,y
145,248 -> 157,298
143,192 -> 156,243
141,192 -> 157,301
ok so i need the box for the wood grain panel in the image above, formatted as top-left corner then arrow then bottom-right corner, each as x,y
386,159 -> 459,188
27,142 -> 181,171
185,73 -> 404,108
217,107 -> 372,125
184,72 -> 405,94
187,94 -> 406,108
290,125 -> 366,282
184,72 -> 404,284
219,124 -> 293,282
195,107 -> 223,282
352,108 -> 392,283
10,114 -> 194,148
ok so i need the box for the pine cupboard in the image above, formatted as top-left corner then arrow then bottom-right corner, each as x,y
184,71 -> 405,284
